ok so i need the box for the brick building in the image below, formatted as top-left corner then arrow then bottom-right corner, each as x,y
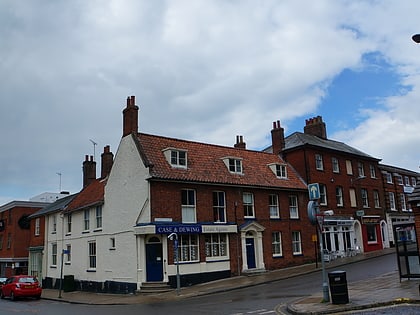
265,116 -> 385,256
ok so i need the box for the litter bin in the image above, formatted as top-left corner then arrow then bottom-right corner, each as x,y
63,275 -> 75,292
328,270 -> 349,304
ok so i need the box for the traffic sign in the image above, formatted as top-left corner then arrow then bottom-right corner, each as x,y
308,183 -> 320,200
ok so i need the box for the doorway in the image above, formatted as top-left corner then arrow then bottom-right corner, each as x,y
145,237 -> 163,282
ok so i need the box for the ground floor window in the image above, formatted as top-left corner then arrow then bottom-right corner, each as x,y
88,241 -> 97,269
179,234 -> 199,262
272,232 -> 283,257
292,231 -> 302,255
366,225 -> 377,243
205,234 -> 227,259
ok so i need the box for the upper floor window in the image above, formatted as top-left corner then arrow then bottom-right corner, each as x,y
389,192 -> 396,210
170,150 -> 187,167
243,192 -> 255,218
95,206 -> 102,229
213,191 -> 226,223
319,184 -> 327,206
369,164 -> 376,178
289,195 -> 299,219
229,158 -> 242,174
182,189 -> 196,223
336,186 -> 343,207
66,214 -> 72,234
411,177 -> 417,187
357,162 -> 365,178
35,218 -> 40,236
361,188 -> 369,208
332,157 -> 339,173
163,148 -> 187,168
269,194 -> 280,218
373,190 -> 380,208
346,160 -> 353,175
7,233 -> 11,249
315,154 -> 324,170
272,232 -> 283,257
386,173 -> 393,184
52,215 -> 57,233
268,164 -> 287,178
400,194 -> 407,211
84,209 -> 90,231
404,176 -> 410,186
396,174 -> 403,185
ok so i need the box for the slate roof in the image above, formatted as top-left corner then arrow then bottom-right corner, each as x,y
64,179 -> 105,213
136,133 -> 307,190
29,194 -> 77,218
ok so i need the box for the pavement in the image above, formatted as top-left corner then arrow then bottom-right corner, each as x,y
41,248 -> 420,314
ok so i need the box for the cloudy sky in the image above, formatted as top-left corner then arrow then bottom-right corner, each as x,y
1,0 -> 420,205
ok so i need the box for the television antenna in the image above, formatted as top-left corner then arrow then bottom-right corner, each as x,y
89,139 -> 98,161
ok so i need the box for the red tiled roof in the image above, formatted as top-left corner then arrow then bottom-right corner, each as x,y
65,179 -> 105,213
137,133 -> 307,190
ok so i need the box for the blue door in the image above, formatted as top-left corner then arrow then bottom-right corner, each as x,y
146,242 -> 163,281
245,238 -> 256,269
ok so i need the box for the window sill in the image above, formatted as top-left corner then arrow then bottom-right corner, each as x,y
272,255 -> 283,258
82,230 -> 90,234
86,269 -> 96,272
205,257 -> 229,263
93,228 -> 103,232
50,265 -> 57,269
65,233 -> 72,236
65,262 -> 71,265
109,247 -> 116,251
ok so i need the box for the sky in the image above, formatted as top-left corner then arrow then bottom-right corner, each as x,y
1,0 -> 420,205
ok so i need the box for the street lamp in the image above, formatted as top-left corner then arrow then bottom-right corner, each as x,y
168,233 -> 180,295
412,34 -> 420,43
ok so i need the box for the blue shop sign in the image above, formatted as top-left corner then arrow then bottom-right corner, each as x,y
156,224 -> 202,234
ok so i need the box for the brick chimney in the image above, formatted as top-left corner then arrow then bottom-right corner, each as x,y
304,116 -> 327,139
101,145 -> 113,179
83,155 -> 96,188
123,95 -> 139,137
234,135 -> 246,149
271,120 -> 285,155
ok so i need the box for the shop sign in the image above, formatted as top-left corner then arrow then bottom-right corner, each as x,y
156,224 -> 202,234
362,217 -> 380,225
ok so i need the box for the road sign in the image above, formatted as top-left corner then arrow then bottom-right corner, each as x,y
308,183 -> 320,200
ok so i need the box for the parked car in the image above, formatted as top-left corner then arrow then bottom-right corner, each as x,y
0,275 -> 42,301
0,277 -> 7,289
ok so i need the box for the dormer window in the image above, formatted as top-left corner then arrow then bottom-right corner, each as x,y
268,163 -> 287,179
163,148 -> 187,168
222,157 -> 243,174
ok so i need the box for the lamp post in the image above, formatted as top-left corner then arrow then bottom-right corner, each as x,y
412,34 -> 420,43
168,233 -> 180,295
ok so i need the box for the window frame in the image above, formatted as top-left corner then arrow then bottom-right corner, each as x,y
361,188 -> 369,208
178,234 -> 199,262
315,154 -> 324,171
243,192 -> 255,218
35,218 -> 40,236
51,243 -> 57,266
229,158 -> 243,174
88,241 -> 97,270
269,194 -> 280,219
319,184 -> 327,206
289,195 -> 299,219
389,192 -> 396,210
369,164 -> 376,178
182,189 -> 197,223
170,149 -> 187,168
272,231 -> 283,257
213,191 -> 226,223
205,233 -> 228,260
95,205 -> 103,229
275,164 -> 287,178
83,209 -> 90,231
373,190 -> 380,208
357,162 -> 365,178
336,186 -> 344,207
332,157 -> 340,173
292,231 -> 302,255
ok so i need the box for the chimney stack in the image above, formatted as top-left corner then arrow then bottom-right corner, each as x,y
271,120 -> 285,155
122,95 -> 139,137
101,145 -> 114,179
234,135 -> 246,149
304,116 -> 327,139
83,155 -> 96,188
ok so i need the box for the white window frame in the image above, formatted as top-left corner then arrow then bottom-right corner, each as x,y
361,188 -> 369,208
369,164 -> 376,178
389,192 -> 396,210
205,234 -> 228,260
404,176 -> 410,186
88,241 -> 97,270
65,244 -> 71,264
315,154 -> 324,171
396,175 -> 403,185
357,162 -> 365,178
289,195 -> 299,219
179,234 -> 199,262
319,184 -> 327,206
243,192 -> 255,218
35,218 -> 40,236
373,190 -> 380,208
182,189 -> 196,223
336,186 -> 343,207
386,173 -> 393,184
83,209 -> 90,231
170,149 -> 187,168
400,194 -> 407,211
229,158 -> 242,174
95,205 -> 102,229
52,214 -> 57,234
292,231 -> 302,255
272,232 -> 283,257
51,243 -> 57,267
213,191 -> 226,223
66,214 -> 72,234
332,157 -> 340,173
269,194 -> 280,218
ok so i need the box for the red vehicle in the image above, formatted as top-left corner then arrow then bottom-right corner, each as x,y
0,275 -> 42,301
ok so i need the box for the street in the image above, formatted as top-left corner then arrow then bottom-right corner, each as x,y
0,254 -> 400,315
